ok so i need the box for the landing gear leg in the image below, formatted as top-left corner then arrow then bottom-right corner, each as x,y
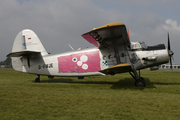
129,70 -> 146,87
35,75 -> 40,83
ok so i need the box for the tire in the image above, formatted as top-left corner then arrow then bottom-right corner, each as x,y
135,78 -> 146,87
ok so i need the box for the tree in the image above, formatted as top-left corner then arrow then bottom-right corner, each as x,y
0,57 -> 12,68
4,57 -> 11,65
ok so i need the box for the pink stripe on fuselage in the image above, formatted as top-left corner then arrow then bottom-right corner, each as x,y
58,50 -> 101,73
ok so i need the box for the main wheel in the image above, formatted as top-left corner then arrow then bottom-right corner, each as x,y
140,77 -> 146,86
135,78 -> 146,87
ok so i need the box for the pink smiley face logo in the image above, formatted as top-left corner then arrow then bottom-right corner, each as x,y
74,55 -> 88,70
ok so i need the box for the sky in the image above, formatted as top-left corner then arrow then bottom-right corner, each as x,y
0,0 -> 180,63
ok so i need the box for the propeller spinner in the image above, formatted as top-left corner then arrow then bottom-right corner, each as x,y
168,32 -> 174,69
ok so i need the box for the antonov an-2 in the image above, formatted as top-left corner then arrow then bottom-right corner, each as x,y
7,22 -> 174,87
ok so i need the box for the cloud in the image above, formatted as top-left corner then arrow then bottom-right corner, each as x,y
0,0 -> 134,58
163,19 -> 180,31
0,0 -> 180,63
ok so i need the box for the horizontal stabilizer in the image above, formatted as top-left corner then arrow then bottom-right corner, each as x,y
7,50 -> 40,57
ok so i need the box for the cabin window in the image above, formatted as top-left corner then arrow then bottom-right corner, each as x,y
103,56 -> 106,60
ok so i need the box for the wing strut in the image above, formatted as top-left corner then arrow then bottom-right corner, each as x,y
128,29 -> 130,41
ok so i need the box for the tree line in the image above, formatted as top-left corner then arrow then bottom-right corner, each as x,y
0,57 -> 12,68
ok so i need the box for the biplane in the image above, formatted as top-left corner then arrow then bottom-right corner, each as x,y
7,22 -> 174,87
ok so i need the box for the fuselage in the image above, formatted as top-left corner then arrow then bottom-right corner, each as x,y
12,42 -> 169,77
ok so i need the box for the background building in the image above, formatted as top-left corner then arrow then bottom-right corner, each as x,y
159,64 -> 180,69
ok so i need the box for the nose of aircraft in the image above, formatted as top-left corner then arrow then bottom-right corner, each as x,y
169,50 -> 174,56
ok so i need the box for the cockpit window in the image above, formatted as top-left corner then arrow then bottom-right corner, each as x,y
140,42 -> 148,49
131,42 -> 147,50
131,43 -> 141,49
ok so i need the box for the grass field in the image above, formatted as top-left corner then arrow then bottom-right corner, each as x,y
1,68 -> 180,120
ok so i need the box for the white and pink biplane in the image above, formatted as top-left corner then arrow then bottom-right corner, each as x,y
7,22 -> 174,87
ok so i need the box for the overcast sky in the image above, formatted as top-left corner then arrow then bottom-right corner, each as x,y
1,0 -> 180,63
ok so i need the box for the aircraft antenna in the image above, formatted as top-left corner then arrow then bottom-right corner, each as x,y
68,44 -> 74,51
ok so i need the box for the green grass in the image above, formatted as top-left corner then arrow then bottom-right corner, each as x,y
1,69 -> 180,120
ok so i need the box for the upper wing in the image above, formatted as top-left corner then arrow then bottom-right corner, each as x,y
82,22 -> 132,73
81,22 -> 130,49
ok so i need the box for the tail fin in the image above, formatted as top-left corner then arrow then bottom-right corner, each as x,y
7,29 -> 48,72
11,29 -> 48,56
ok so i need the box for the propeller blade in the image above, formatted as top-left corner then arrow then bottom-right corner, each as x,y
170,57 -> 172,70
172,56 -> 174,61
167,32 -> 174,71
168,32 -> 171,51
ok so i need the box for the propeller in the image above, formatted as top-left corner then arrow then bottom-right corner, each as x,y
167,32 -> 174,69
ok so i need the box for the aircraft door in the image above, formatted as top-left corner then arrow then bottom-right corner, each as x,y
119,50 -> 127,63
112,44 -> 129,64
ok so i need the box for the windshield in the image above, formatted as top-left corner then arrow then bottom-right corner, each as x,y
140,42 -> 148,49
